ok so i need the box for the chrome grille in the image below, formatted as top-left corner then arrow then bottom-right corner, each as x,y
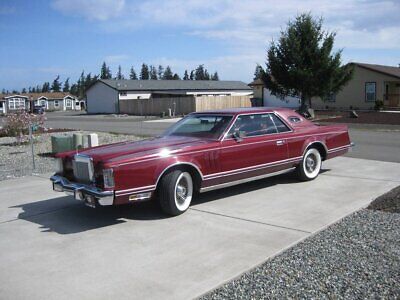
72,154 -> 94,183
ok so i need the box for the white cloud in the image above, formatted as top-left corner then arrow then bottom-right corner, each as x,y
52,0 -> 125,21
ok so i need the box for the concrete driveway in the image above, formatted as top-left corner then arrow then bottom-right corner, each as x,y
0,157 -> 399,299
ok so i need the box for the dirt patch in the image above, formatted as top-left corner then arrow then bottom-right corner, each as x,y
368,185 -> 400,213
315,111 -> 400,125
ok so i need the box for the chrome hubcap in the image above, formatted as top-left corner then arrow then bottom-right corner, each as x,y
176,178 -> 188,205
305,154 -> 317,172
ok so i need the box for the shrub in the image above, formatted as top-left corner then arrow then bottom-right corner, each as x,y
374,100 -> 384,111
3,110 -> 46,138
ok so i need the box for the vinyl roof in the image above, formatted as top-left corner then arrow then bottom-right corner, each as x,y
98,79 -> 252,91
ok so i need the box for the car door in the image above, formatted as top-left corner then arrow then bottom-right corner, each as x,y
215,113 -> 290,184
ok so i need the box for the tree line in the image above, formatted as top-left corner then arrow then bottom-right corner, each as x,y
1,63 -> 220,99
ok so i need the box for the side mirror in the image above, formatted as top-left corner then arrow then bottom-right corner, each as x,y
232,130 -> 244,142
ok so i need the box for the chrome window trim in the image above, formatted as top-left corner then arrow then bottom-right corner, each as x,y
221,112 -> 294,141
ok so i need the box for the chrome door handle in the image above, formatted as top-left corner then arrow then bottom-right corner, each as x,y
276,140 -> 285,146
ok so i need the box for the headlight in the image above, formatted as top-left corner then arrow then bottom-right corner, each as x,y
55,158 -> 63,173
103,169 -> 115,188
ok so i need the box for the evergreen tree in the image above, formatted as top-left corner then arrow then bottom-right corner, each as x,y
78,71 -> 86,99
195,64 -> 206,80
211,72 -> 219,81
28,87 -> 32,93
41,82 -> 50,92
173,73 -> 180,80
70,84 -> 78,96
63,78 -> 70,92
116,65 -> 124,80
140,63 -> 150,80
22,88 -> 27,93
12,90 -> 19,94
264,13 -> 353,111
162,66 -> 174,79
2,88 -> 6,94
183,70 -> 189,80
129,66 -> 138,80
100,62 -> 112,79
253,65 -> 264,80
204,69 -> 210,80
190,70 -> 195,80
157,65 -> 164,79
31,87 -> 36,93
51,75 -> 61,92
36,85 -> 41,93
149,65 -> 158,80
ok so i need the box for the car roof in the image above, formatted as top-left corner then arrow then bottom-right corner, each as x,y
192,107 -> 296,116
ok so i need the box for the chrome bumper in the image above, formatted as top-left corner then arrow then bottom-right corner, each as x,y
50,175 -> 114,207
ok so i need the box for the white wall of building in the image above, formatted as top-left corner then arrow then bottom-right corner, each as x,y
119,91 -> 152,100
263,88 -> 300,108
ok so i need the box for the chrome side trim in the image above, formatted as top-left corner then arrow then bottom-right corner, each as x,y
327,144 -> 352,153
200,168 -> 296,193
115,185 -> 156,195
154,162 -> 204,189
302,141 -> 329,158
204,156 -> 301,180
111,131 -> 348,168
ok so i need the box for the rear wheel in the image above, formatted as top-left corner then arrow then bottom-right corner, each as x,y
297,148 -> 322,181
158,170 -> 193,216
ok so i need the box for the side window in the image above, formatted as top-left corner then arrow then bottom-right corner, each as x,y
269,114 -> 291,133
227,114 -> 278,138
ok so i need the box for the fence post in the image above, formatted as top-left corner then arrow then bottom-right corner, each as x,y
29,123 -> 35,171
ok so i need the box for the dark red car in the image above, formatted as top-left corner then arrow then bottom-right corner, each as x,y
51,107 -> 352,215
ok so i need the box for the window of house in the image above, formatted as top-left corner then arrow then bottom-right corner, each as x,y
65,99 -> 72,107
326,92 -> 336,102
365,82 -> 376,102
54,100 -> 59,107
8,98 -> 26,110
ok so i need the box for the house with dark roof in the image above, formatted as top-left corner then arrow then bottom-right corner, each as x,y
313,62 -> 400,110
0,92 -> 82,115
86,79 -> 254,114
249,62 -> 400,110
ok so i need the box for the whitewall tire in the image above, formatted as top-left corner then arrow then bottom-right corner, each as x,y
158,170 -> 194,216
297,148 -> 322,181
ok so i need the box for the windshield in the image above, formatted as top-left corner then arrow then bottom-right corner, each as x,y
163,114 -> 233,139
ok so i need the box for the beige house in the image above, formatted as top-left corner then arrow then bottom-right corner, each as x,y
313,62 -> 400,110
250,62 -> 400,110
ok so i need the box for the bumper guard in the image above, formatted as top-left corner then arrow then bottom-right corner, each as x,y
50,175 -> 114,206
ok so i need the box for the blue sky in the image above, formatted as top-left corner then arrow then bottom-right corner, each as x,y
0,0 -> 399,90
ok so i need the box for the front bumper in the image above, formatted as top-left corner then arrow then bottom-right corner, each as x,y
50,175 -> 114,207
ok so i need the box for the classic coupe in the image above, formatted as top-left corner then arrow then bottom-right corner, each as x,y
51,107 -> 352,215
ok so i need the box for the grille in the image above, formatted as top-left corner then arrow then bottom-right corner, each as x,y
72,155 -> 94,183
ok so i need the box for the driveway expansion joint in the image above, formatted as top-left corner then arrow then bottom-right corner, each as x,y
189,207 -> 312,234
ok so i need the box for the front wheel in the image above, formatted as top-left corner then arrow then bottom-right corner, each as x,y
297,148 -> 322,181
158,170 -> 194,216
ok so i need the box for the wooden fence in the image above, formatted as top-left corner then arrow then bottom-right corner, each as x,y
119,95 -> 253,115
195,95 -> 252,111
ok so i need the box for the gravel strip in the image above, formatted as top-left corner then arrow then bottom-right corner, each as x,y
201,191 -> 400,299
0,131 -> 141,181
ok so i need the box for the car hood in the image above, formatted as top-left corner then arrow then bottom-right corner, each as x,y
75,136 -> 214,165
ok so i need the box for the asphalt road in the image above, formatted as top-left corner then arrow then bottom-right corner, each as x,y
42,112 -> 400,163
1,157 -> 399,299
